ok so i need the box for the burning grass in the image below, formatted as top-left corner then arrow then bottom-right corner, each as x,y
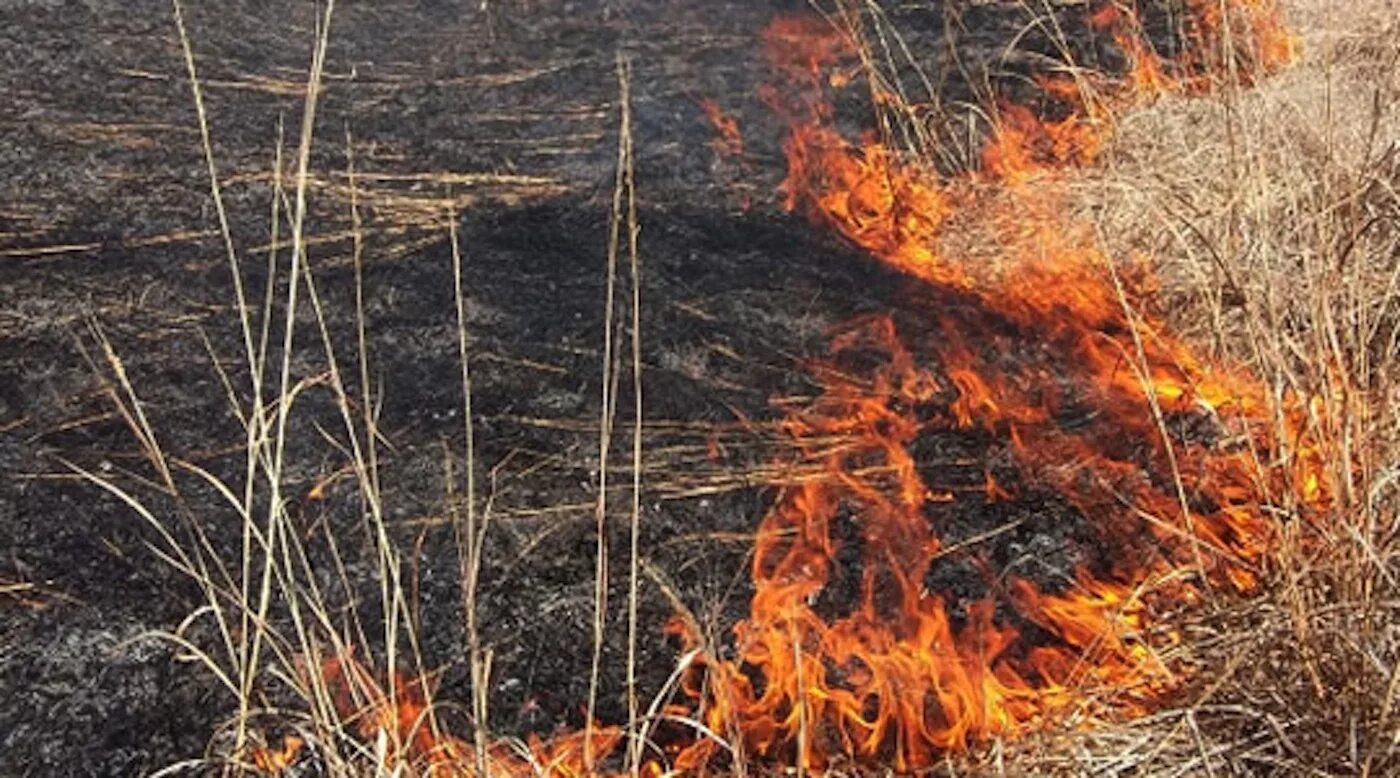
1021,1 -> 1400,771
648,1 -> 1371,771
48,0 -> 1400,775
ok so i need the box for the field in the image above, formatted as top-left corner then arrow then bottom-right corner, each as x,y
1,1 -> 1396,776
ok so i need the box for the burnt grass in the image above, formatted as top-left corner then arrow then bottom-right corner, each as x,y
0,2 -> 1196,775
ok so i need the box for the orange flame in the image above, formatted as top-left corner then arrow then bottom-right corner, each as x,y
668,317 -> 1178,770
251,735 -> 304,774
313,653 -> 624,777
664,1 -> 1329,771
699,97 -> 754,211
699,98 -> 746,160
1185,0 -> 1301,79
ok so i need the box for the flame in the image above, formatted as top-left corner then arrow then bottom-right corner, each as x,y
664,0 -> 1329,770
251,735 -> 304,774
699,97 -> 754,211
1185,0 -> 1301,78
315,653 -> 459,771
289,1 -> 1328,774
667,317 -> 1178,770
311,653 -> 624,777
699,98 -> 746,160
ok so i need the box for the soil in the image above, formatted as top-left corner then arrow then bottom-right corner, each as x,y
0,2 -> 1173,775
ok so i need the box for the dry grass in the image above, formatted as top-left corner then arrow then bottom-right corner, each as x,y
75,3 -> 459,775
74,3 -> 671,776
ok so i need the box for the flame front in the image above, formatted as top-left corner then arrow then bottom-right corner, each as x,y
669,0 -> 1326,771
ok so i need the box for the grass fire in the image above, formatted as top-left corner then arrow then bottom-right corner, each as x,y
0,1 -> 1396,777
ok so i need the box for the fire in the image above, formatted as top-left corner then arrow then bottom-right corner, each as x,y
666,316 -> 1177,771
1185,0 -> 1301,77
664,0 -> 1329,771
250,735 -> 304,773
278,1 -> 1329,774
306,653 -> 622,777
698,98 -> 745,160
699,97 -> 754,211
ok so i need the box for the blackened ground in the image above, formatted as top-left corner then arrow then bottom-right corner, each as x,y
1,1 -> 1181,775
